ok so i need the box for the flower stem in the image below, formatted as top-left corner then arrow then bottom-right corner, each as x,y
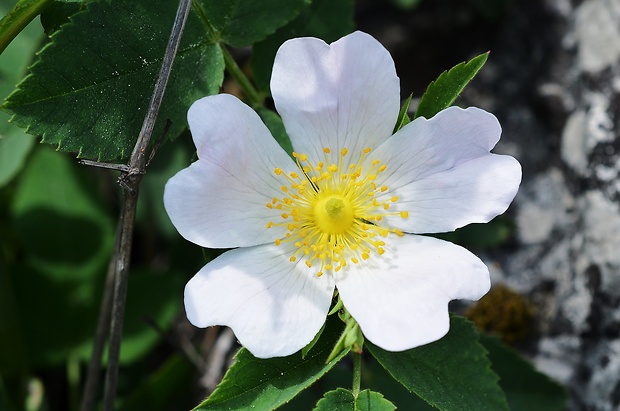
222,46 -> 263,108
352,351 -> 362,398
0,0 -> 52,55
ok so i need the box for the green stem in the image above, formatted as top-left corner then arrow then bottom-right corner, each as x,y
0,0 -> 52,55
352,351 -> 362,398
222,46 -> 263,108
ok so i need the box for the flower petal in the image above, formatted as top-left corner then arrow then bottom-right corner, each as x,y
372,106 -> 521,233
184,244 -> 335,358
271,31 -> 400,166
334,234 -> 489,351
164,94 -> 296,248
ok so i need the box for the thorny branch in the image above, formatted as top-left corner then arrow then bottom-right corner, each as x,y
78,1 -> 193,410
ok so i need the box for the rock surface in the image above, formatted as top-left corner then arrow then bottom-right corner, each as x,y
478,0 -> 620,409
360,0 -> 620,409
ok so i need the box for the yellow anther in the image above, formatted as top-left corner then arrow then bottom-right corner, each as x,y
267,146 -> 406,276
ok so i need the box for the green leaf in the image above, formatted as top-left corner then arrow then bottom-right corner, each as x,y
40,0 -> 84,34
393,94 -> 412,133
119,355 -> 195,411
0,122 -> 35,188
389,0 -> 423,10
414,52 -> 489,120
257,107 -> 293,155
11,147 -> 114,278
3,0 -> 224,161
480,335 -> 567,411
0,252 -> 29,375
8,147 -> 112,365
367,315 -> 509,411
195,315 -> 348,411
435,216 -> 514,249
252,0 -> 354,92
197,0 -> 310,48
314,389 -> 396,411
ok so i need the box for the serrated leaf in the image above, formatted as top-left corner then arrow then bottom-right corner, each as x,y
197,0 -> 310,48
414,52 -> 489,119
3,0 -> 224,161
480,335 -> 567,411
252,0 -> 354,92
314,389 -> 396,411
195,315 -> 348,411
367,315 -> 509,411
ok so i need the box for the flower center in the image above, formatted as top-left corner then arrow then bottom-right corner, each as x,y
314,195 -> 354,233
266,147 -> 408,277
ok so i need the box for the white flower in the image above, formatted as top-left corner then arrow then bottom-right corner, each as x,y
164,31 -> 521,358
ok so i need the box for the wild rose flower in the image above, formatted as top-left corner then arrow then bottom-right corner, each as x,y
164,31 -> 521,358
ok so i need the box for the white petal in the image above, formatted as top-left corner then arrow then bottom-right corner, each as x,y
334,234 -> 490,351
184,244 -> 335,358
372,106 -> 522,233
164,94 -> 296,248
271,31 -> 400,166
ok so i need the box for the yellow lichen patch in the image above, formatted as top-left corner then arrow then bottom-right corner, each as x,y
265,146 -> 409,277
466,283 -> 535,344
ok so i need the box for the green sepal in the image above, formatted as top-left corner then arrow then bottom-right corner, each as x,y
302,323 -> 325,360
414,52 -> 489,119
326,309 -> 363,363
393,93 -> 413,133
313,388 -> 396,411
